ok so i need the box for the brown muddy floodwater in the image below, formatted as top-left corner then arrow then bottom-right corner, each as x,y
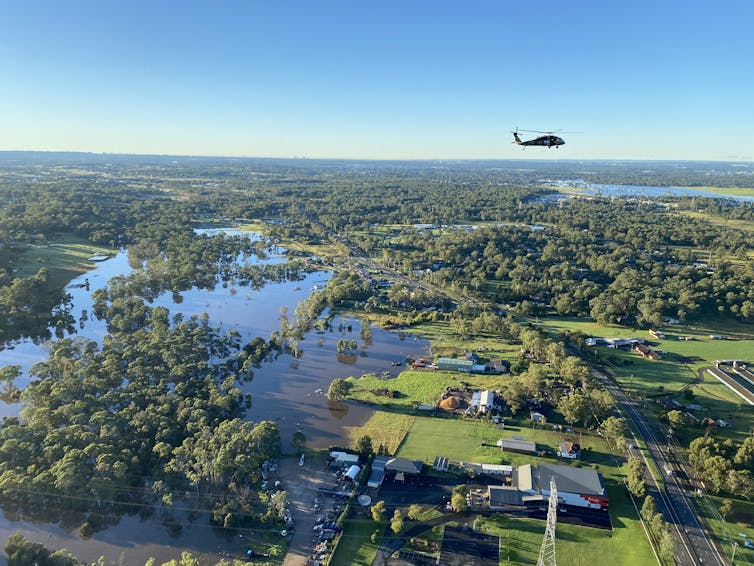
0,243 -> 430,564
0,319 -> 428,565
241,318 -> 430,450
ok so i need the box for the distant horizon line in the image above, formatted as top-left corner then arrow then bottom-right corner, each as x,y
0,149 -> 752,165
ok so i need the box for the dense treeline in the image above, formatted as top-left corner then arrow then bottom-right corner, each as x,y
3,532 -> 256,565
368,198 -> 754,325
0,305 -> 280,528
687,435 -> 754,497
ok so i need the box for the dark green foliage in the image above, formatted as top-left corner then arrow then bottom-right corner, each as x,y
355,435 -> 374,458
687,435 -> 754,496
4,533 -> 80,566
327,378 -> 352,400
625,457 -> 646,499
0,305 -> 280,526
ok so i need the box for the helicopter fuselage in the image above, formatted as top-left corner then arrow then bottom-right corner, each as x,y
515,134 -> 565,148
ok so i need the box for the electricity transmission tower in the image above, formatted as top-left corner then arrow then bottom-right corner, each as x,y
536,477 -> 558,566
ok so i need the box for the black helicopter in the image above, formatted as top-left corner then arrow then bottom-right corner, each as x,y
512,129 -> 569,148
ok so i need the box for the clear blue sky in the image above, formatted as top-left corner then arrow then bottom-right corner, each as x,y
1,1 -> 753,161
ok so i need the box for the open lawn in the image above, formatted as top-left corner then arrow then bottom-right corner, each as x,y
5,234 -> 114,289
541,315 -> 754,349
539,316 -> 629,341
329,516 -> 385,566
696,495 -> 754,565
677,210 -> 754,233
395,416 -> 625,482
597,347 -> 695,396
343,402 -> 654,564
344,410 -> 415,455
477,486 -> 657,566
679,186 -> 754,197
346,369 -> 512,411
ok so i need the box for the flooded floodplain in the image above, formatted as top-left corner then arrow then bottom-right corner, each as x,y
0,232 -> 429,564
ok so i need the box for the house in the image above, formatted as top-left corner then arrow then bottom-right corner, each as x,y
497,438 -> 537,454
634,343 -> 662,360
530,411 -> 546,424
384,457 -> 423,482
649,329 -> 665,340
557,442 -> 581,459
488,359 -> 509,374
471,390 -> 496,413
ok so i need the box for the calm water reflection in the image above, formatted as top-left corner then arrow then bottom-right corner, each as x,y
0,236 -> 430,563
241,319 -> 428,450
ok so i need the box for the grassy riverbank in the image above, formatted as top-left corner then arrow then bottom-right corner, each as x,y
5,233 -> 114,288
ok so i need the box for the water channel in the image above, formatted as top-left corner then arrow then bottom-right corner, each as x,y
0,231 -> 429,564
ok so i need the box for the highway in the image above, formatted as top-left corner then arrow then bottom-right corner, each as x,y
593,364 -> 728,566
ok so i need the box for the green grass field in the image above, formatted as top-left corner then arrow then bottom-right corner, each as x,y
345,410 -> 416,455
477,488 -> 657,566
679,186 -> 754,197
340,313 -> 751,565
341,402 -> 656,565
5,234 -> 114,288
329,516 -> 385,566
346,369 -> 511,410
677,210 -> 754,233
395,416 -> 624,481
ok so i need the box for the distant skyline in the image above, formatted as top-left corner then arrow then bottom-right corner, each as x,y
2,1 -> 753,161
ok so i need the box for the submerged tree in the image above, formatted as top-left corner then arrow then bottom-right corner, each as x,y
327,377 -> 352,400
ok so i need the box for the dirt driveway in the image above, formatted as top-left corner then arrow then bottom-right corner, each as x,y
281,454 -> 340,566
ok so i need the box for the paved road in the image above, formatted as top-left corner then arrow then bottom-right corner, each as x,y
593,364 -> 728,566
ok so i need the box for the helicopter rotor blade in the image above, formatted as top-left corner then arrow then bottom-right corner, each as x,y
520,129 -> 561,135
519,129 -> 582,134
